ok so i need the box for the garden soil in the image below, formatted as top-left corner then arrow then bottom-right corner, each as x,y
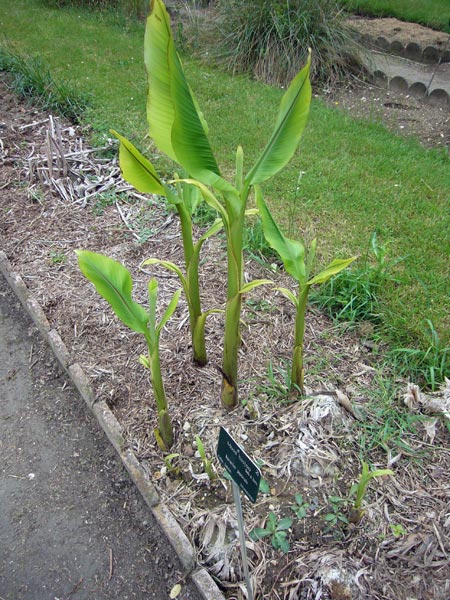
1,28 -> 449,600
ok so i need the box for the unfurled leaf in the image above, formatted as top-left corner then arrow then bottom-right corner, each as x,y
274,286 -> 298,306
157,288 -> 181,335
144,0 -> 176,160
142,258 -> 187,289
274,532 -> 290,553
307,257 -> 357,286
240,279 -> 272,295
246,53 -> 311,185
110,130 -> 165,195
249,527 -> 272,540
76,250 -> 149,335
277,517 -> 293,531
255,187 -> 306,282
259,479 -> 270,494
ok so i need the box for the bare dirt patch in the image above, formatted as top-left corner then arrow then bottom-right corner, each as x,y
1,77 -> 449,600
323,82 -> 450,150
348,16 -> 450,49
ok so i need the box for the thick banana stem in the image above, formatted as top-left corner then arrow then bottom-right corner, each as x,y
221,211 -> 244,409
150,349 -> 173,448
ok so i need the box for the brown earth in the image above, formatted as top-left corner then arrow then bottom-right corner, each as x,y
324,81 -> 450,150
1,68 -> 449,600
347,15 -> 450,48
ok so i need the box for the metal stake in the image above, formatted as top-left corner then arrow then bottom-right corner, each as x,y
232,480 -> 254,600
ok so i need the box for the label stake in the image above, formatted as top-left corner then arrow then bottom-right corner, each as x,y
217,427 -> 261,600
232,480 -> 254,600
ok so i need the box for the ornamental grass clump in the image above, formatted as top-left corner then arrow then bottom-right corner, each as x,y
213,0 -> 359,85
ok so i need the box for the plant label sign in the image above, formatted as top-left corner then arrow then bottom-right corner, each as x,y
217,427 -> 261,503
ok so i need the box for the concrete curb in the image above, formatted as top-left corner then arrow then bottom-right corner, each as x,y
354,28 -> 450,107
370,69 -> 450,107
0,250 -> 225,600
357,32 -> 450,64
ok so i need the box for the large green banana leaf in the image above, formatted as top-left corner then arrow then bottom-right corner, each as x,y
144,0 -> 219,179
111,130 -> 165,195
246,53 -> 312,186
76,250 -> 149,335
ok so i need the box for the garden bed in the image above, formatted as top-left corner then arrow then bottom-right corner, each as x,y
1,78 -> 449,600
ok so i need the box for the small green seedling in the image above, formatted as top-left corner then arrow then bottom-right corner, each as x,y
250,512 -> 293,553
49,250 -> 67,266
349,461 -> 394,523
324,495 -> 349,530
291,493 -> 309,520
163,453 -> 181,477
390,523 -> 406,538
259,478 -> 270,495
195,435 -> 216,481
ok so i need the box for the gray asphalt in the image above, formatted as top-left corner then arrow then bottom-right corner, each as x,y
0,273 -> 201,600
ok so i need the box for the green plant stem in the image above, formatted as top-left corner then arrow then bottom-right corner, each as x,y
176,202 -> 207,365
221,194 -> 247,409
291,285 -> 310,393
146,337 -> 173,449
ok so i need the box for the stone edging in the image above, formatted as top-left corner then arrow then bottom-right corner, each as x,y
0,250 -> 225,600
370,70 -> 450,107
357,33 -> 450,64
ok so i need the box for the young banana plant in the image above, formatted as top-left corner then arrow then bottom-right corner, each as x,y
143,0 -> 312,409
256,188 -> 356,393
349,462 -> 394,523
76,250 -> 180,450
111,130 -> 220,367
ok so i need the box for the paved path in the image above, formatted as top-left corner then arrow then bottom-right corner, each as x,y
0,273 -> 201,600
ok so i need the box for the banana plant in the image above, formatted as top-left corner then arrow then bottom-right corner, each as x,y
111,130 -> 222,366
142,0 -> 312,409
76,250 -> 180,450
256,188 -> 356,393
349,462 -> 394,523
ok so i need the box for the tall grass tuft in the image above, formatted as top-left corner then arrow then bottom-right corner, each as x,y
389,320 -> 449,391
0,47 -> 90,122
212,0 -> 361,85
311,232 -> 404,325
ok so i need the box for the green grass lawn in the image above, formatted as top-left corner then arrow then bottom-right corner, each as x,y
341,0 -> 450,32
1,0 -> 449,363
